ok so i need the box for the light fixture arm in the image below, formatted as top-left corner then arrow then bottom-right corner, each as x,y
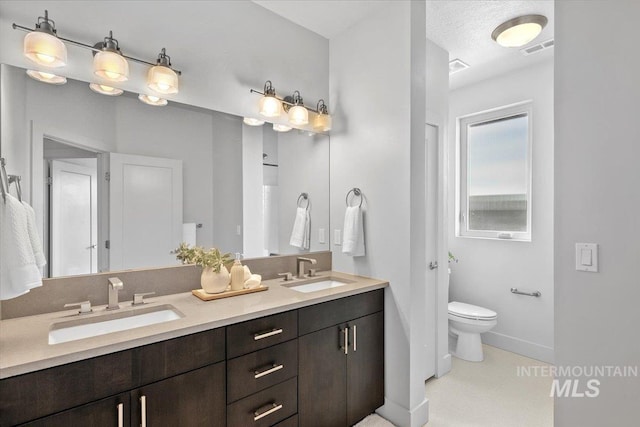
34,10 -> 57,35
156,48 -> 172,67
317,99 -> 328,115
250,83 -> 324,114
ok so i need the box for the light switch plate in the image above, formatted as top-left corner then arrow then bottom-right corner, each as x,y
575,243 -> 598,272
318,228 -> 326,244
334,229 -> 341,246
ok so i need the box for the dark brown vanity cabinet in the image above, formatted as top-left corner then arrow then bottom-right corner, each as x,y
298,290 -> 385,427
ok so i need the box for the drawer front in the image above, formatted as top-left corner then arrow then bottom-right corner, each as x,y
227,310 -> 298,358
135,327 -> 225,386
227,377 -> 297,427
273,414 -> 298,427
298,289 -> 384,335
227,339 -> 298,403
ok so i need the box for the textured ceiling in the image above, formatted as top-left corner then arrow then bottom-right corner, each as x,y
254,0 -> 554,89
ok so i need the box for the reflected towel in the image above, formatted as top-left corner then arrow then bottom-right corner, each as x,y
0,194 -> 42,300
23,201 -> 47,269
342,206 -> 365,257
289,207 -> 310,250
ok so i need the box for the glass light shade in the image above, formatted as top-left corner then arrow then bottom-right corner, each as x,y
26,69 -> 66,85
93,50 -> 129,82
243,117 -> 265,126
138,94 -> 168,106
24,31 -> 67,67
273,123 -> 292,132
89,83 -> 123,96
288,105 -> 309,125
259,95 -> 282,118
495,22 -> 543,47
313,113 -> 332,132
147,65 -> 179,94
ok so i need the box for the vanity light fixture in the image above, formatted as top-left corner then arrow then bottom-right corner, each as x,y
89,83 -> 123,96
93,31 -> 129,82
491,14 -> 548,48
286,91 -> 309,126
243,117 -> 265,126
22,10 -> 67,68
273,123 -> 292,132
258,81 -> 282,118
313,99 -> 332,132
147,48 -> 179,94
138,93 -> 168,106
26,69 -> 67,85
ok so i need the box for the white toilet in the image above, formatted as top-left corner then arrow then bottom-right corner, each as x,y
448,301 -> 497,362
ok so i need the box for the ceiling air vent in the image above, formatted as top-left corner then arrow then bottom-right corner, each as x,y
449,58 -> 470,74
520,38 -> 554,56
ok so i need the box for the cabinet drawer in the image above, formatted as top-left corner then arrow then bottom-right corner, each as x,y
227,311 -> 298,358
227,377 -> 297,427
298,289 -> 384,335
273,414 -> 298,427
135,327 -> 225,386
227,339 -> 298,403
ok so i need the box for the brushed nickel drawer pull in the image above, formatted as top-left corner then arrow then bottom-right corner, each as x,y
117,403 -> 123,427
140,395 -> 147,427
353,324 -> 357,352
254,363 -> 284,379
343,327 -> 349,355
253,402 -> 283,421
254,328 -> 283,341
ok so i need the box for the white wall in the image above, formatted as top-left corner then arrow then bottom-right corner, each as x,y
448,59 -> 555,362
330,2 -> 428,426
555,1 -> 640,425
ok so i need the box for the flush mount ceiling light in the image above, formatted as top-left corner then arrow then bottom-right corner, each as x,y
491,14 -> 548,48
93,31 -> 129,82
26,69 -> 67,85
313,100 -> 332,132
147,48 -> 179,94
138,93 -> 168,106
89,83 -> 123,96
243,117 -> 265,126
285,91 -> 309,126
273,123 -> 292,132
22,10 -> 67,67
258,81 -> 283,118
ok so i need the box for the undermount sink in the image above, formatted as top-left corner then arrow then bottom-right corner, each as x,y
284,277 -> 354,293
48,304 -> 184,345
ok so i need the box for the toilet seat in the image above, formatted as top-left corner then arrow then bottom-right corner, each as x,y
448,301 -> 497,321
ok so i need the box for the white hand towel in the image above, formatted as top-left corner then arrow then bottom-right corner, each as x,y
22,201 -> 47,269
289,207 -> 310,250
244,274 -> 262,289
0,194 -> 43,300
342,206 -> 365,257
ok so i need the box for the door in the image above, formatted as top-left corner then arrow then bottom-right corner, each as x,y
50,159 -> 98,277
23,393 -> 130,427
346,312 -> 385,426
109,153 -> 182,271
425,123 -> 439,379
298,325 -> 347,427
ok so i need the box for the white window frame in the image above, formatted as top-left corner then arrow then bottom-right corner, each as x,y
457,101 -> 533,241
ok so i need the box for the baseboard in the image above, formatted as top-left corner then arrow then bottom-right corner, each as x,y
483,330 -> 554,363
377,396 -> 429,427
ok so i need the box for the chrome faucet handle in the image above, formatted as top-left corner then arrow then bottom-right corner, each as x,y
278,272 -> 294,281
132,292 -> 156,306
64,301 -> 92,314
307,268 -> 317,277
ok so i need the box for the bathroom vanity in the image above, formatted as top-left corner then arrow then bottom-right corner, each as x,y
0,272 -> 386,427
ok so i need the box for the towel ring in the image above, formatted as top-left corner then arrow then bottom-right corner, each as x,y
8,175 -> 22,202
345,188 -> 363,207
297,192 -> 310,210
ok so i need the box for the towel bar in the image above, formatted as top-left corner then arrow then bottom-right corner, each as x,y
346,187 -> 363,207
511,287 -> 541,297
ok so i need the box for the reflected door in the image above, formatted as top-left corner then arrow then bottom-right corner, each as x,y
50,159 -> 98,277
109,153 -> 183,271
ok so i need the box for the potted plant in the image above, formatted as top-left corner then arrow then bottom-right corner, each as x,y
175,243 -> 232,293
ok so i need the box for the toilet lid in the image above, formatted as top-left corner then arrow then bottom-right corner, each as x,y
448,301 -> 497,320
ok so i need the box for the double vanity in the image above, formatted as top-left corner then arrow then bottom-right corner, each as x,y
0,265 -> 387,427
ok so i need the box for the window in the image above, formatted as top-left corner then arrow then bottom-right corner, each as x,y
458,102 -> 532,240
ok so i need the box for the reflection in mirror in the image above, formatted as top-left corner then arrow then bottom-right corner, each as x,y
0,64 -> 330,278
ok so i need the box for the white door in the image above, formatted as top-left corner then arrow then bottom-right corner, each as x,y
425,124 -> 439,379
50,159 -> 98,276
109,153 -> 183,271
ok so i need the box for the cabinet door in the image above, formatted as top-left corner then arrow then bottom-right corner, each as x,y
347,312 -> 385,426
298,325 -> 347,427
131,362 -> 225,427
21,393 -> 130,427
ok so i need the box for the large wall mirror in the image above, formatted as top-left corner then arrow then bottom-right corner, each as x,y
0,64 -> 330,279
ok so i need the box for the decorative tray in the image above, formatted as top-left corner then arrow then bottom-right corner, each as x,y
192,285 -> 268,301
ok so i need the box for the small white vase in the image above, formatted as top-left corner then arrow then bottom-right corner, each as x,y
201,265 -> 230,294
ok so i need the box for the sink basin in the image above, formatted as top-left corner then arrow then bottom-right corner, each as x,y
284,277 -> 353,293
49,304 -> 184,345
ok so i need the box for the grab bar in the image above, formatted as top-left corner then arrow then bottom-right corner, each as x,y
511,287 -> 541,297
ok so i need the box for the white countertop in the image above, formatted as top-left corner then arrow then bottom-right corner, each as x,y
0,271 -> 387,379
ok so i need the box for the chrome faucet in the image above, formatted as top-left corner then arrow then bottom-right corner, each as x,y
297,257 -> 317,279
107,277 -> 123,310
